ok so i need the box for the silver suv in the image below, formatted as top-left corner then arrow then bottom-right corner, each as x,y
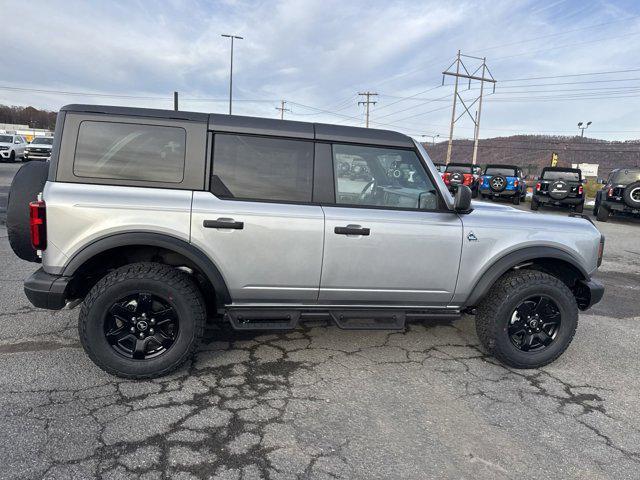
7,104 -> 605,378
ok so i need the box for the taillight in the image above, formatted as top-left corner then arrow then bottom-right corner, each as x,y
29,200 -> 46,250
578,185 -> 583,195
607,187 -> 613,197
536,182 -> 541,191
443,173 -> 450,185
514,180 -> 519,187
463,173 -> 473,186
598,235 -> 605,267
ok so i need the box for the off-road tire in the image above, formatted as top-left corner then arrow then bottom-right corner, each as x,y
79,262 -> 206,379
596,204 -> 610,222
512,195 -> 520,205
475,270 -> 578,369
574,203 -> 584,214
530,197 -> 539,210
9,151 -> 15,162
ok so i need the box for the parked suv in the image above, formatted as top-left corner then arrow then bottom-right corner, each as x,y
442,163 -> 480,198
0,133 -> 28,162
531,167 -> 585,213
594,168 -> 640,222
7,104 -> 604,378
24,136 -> 54,161
479,164 -> 526,204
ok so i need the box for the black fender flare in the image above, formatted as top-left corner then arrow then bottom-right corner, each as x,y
464,246 -> 589,307
62,232 -> 231,305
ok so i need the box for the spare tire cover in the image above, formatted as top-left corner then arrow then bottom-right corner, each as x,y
549,180 -> 570,200
449,172 -> 464,185
489,175 -> 507,192
622,181 -> 640,208
6,162 -> 49,262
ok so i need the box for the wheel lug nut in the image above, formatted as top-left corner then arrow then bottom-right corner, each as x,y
130,327 -> 135,332
139,332 -> 144,338
149,329 -> 154,335
150,319 -> 155,325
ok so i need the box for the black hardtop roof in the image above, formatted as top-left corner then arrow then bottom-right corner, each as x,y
611,167 -> 640,172
446,162 -> 474,167
541,166 -> 581,173
485,164 -> 518,170
61,104 -> 413,148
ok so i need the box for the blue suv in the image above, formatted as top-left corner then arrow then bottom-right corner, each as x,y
479,164 -> 527,205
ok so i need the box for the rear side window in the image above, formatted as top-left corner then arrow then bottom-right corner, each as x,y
211,134 -> 314,202
74,121 -> 186,183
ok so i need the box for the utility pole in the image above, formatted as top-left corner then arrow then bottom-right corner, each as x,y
358,91 -> 378,128
442,51 -> 496,164
173,91 -> 178,111
275,100 -> 290,120
221,34 -> 243,115
578,121 -> 592,137
423,133 -> 440,146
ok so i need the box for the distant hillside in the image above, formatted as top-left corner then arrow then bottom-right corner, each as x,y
0,105 -> 56,130
423,135 -> 640,178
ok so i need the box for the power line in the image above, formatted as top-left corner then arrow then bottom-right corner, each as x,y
500,68 -> 640,83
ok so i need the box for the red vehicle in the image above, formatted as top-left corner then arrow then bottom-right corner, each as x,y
442,163 -> 480,198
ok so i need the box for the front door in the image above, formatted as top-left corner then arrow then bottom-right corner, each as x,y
319,144 -> 463,306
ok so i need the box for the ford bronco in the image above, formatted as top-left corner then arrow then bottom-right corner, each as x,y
7,104 -> 604,378
531,167 -> 585,213
594,167 -> 640,222
479,164 -> 527,205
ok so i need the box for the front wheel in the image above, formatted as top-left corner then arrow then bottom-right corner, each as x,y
475,270 -> 578,369
79,262 -> 206,379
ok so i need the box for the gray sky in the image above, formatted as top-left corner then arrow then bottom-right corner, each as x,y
3,0 -> 640,140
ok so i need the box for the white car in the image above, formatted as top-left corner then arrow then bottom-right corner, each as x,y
24,136 -> 53,161
0,133 -> 28,162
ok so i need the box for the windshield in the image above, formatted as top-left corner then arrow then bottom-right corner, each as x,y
542,170 -> 581,181
485,167 -> 516,176
0,135 -> 13,143
611,170 -> 640,184
31,137 -> 53,145
445,164 -> 472,174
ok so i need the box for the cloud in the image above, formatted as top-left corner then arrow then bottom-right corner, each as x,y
2,0 -> 640,140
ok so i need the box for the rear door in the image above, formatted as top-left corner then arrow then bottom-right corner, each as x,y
318,143 -> 463,306
191,133 -> 325,304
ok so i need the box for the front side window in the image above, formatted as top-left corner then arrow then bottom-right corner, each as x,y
74,121 -> 186,183
332,144 -> 438,210
211,134 -> 314,203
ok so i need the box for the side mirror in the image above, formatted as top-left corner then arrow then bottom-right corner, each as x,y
14,139 -> 20,144
454,185 -> 473,213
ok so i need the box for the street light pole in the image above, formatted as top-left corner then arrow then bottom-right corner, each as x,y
577,121 -> 592,137
221,34 -> 243,115
423,134 -> 440,146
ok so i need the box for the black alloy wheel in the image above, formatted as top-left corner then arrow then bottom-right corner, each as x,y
105,292 -> 179,360
508,296 -> 561,352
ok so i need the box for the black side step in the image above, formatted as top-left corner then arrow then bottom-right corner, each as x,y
329,310 -> 406,330
225,309 -> 300,330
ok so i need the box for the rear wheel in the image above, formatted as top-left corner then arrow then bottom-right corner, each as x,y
512,195 -> 520,205
475,270 -> 578,369
79,262 -> 206,379
596,204 -> 610,222
574,203 -> 584,214
530,197 -> 539,211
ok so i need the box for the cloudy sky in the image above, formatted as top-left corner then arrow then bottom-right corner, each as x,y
3,0 -> 640,140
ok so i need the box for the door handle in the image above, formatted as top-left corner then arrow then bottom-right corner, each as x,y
203,218 -> 244,230
334,225 -> 370,236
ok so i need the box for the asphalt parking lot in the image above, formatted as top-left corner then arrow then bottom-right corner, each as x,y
0,162 -> 639,479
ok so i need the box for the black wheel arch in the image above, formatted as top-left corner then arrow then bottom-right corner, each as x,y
465,246 -> 589,308
62,232 -> 231,306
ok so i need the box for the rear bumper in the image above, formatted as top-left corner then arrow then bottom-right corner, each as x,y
601,199 -> 640,214
480,187 -> 517,197
535,194 -> 584,206
576,278 -> 604,310
24,268 -> 71,310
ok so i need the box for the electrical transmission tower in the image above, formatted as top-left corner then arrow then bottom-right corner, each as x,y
442,50 -> 496,164
275,100 -> 290,120
358,91 -> 378,128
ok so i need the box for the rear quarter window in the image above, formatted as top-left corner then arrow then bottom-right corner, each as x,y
73,121 -> 186,183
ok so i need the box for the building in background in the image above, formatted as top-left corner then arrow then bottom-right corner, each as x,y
0,123 -> 53,142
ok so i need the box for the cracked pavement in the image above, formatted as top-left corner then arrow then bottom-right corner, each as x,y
1,163 -> 639,479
